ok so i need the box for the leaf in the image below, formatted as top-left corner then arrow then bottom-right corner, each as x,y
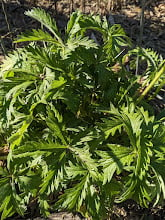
0,49 -> 27,74
5,81 -> 33,101
46,110 -> 67,145
66,11 -> 83,37
56,175 -> 90,210
0,177 -> 26,219
69,146 -> 99,180
104,24 -> 131,60
8,114 -> 33,149
26,45 -> 64,71
51,77 -> 67,89
13,141 -> 68,154
99,117 -> 123,138
66,161 -> 87,179
40,164 -> 66,194
25,8 -> 62,43
18,175 -> 41,195
66,36 -> 98,51
38,195 -> 50,217
79,14 -> 106,35
97,144 -> 134,184
15,29 -> 60,45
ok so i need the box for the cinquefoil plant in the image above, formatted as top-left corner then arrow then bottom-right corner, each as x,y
0,8 -> 164,220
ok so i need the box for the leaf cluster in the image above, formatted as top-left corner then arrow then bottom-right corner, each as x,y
0,8 -> 164,220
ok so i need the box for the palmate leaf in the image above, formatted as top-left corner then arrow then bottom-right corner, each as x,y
66,36 -> 98,50
98,104 -> 157,206
129,47 -> 164,75
38,145 -> 67,195
137,62 -> 165,103
35,67 -> 65,102
110,104 -> 146,150
151,166 -> 165,206
0,48 -> 42,86
115,174 -> 152,207
128,48 -> 165,100
70,126 -> 100,146
17,174 -> 41,196
150,122 -> 165,205
55,174 -> 96,214
116,142 -> 152,207
25,8 -> 62,43
38,196 -> 50,217
100,103 -> 142,150
1,80 -> 33,126
5,81 -> 33,102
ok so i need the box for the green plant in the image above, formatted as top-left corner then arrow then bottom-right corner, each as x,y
0,8 -> 164,220
128,47 -> 165,102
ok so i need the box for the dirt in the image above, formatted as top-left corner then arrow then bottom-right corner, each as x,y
1,1 -> 165,219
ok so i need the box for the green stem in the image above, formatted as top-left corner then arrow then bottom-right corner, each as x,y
137,63 -> 165,104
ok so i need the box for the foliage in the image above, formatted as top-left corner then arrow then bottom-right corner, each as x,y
0,8 -> 164,220
128,47 -> 165,101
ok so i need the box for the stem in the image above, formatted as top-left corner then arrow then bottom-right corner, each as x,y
2,0 -> 11,33
139,0 -> 145,47
135,0 -> 146,75
137,63 -> 165,104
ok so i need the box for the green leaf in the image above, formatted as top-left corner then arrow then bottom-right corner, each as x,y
69,146 -> 99,180
51,77 -> 67,89
14,29 -> 61,45
8,114 -> 33,149
0,177 -> 25,219
46,109 -> 67,145
97,144 -> 134,184
66,36 -> 98,51
66,11 -> 83,37
0,49 -> 24,74
25,8 -> 62,43
18,175 -> 41,196
66,161 -> 87,179
56,175 -> 90,210
13,141 -> 68,154
99,117 -> 123,138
